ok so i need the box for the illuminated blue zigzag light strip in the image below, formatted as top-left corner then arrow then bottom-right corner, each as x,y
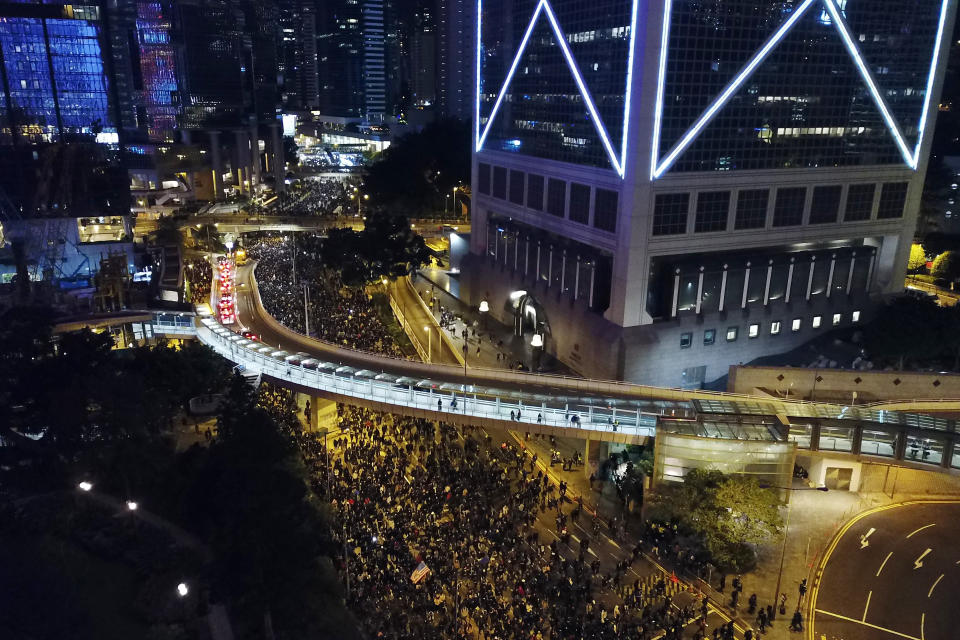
475,0 -> 638,177
652,0 -> 952,178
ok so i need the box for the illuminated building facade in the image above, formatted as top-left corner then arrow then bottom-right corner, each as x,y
467,0 -> 957,386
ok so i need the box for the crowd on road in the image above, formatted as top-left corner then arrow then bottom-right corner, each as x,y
246,235 -> 404,357
292,405 -> 755,640
274,177 -> 359,217
184,257 -> 212,304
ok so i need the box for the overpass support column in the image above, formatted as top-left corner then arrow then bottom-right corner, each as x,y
941,438 -> 955,469
584,437 -> 609,480
308,396 -> 337,431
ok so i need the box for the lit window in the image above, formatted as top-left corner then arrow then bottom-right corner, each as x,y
704,329 -> 716,346
812,316 -> 822,329
680,332 -> 692,349
852,310 -> 861,322
748,324 -> 760,338
833,313 -> 842,326
726,327 -> 738,342
770,321 -> 781,335
792,318 -> 802,332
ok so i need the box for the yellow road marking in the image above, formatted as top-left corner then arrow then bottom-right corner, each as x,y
921,612 -> 926,640
815,609 -> 922,640
863,590 -> 872,622
876,551 -> 893,577
906,523 -> 936,539
928,574 -> 944,598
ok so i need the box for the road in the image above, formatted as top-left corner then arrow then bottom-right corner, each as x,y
905,279 -> 959,306
810,501 -> 960,640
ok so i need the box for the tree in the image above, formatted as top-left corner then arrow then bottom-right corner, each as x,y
864,297 -> 945,369
363,118 -> 471,216
931,250 -> 960,282
648,469 -> 781,572
908,244 -> 928,271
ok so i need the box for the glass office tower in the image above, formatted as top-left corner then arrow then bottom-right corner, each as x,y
468,0 -> 956,386
0,2 -> 119,145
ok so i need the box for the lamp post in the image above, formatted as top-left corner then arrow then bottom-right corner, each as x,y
479,300 -> 489,331
763,484 -> 829,621
423,325 -> 432,362
531,332 -> 543,371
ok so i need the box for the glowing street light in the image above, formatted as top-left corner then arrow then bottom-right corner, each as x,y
177,582 -> 189,597
77,481 -> 93,492
126,501 -> 139,511
423,325 -> 432,363
530,333 -> 543,348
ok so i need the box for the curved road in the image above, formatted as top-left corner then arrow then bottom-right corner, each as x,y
810,501 -> 960,640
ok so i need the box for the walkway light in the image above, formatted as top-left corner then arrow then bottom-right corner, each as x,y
78,481 -> 93,492
177,582 -> 189,597
478,300 -> 489,313
531,334 -> 543,348
126,501 -> 138,511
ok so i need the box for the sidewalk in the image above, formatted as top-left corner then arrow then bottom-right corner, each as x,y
412,269 -> 571,374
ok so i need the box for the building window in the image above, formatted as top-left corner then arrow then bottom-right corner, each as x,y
478,163 -> 491,195
509,169 -> 524,205
791,318 -> 801,332
877,182 -> 908,219
734,189 -> 769,230
773,187 -> 806,227
680,332 -> 692,348
809,185 -> 842,224
812,315 -> 822,328
704,329 -> 716,345
832,313 -> 842,325
852,310 -> 861,322
748,323 -> 760,338
527,174 -> 544,210
695,191 -> 730,232
493,166 -> 507,199
546,178 -> 566,217
652,193 -> 689,235
845,184 -> 875,221
726,326 -> 738,341
593,188 -> 618,232
770,321 -> 781,335
569,182 -> 590,225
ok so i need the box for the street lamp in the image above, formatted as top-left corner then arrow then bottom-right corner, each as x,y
177,583 -> 189,597
126,500 -> 139,511
423,325 -> 432,362
764,484 -> 829,621
531,333 -> 543,371
77,481 -> 93,492
479,300 -> 489,331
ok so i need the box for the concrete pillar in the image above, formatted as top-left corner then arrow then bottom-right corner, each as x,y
249,119 -> 262,188
235,129 -> 250,194
209,130 -> 223,202
308,396 -> 337,431
584,437 -> 609,479
270,122 -> 285,193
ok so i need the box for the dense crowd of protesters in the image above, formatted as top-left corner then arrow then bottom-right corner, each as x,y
287,405 -> 764,640
245,235 -> 404,357
184,257 -> 212,304
274,177 -> 360,217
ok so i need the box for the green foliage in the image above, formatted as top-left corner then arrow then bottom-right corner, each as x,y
363,118 -> 470,216
648,469 -> 781,573
931,250 -> 960,281
908,244 -> 928,271
319,210 -> 435,287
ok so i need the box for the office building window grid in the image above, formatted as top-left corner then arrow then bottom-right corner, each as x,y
877,182 -> 908,219
734,189 -> 769,229
593,188 -> 618,232
656,0 -> 940,173
809,185 -> 842,224
694,190 -> 730,232
478,0 -> 633,169
569,182 -> 590,224
527,173 -> 544,210
547,177 -> 566,217
773,187 -> 806,227
653,193 -> 690,236
844,183 -> 876,221
509,169 -> 525,204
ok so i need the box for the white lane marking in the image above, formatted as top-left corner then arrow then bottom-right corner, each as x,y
907,523 -> 936,539
877,551 -> 894,577
815,609 -> 922,640
927,574 -> 944,598
863,590 -> 872,622
914,548 -> 932,570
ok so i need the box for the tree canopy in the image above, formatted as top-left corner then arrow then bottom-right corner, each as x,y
864,296 -> 960,370
931,250 -> 960,281
363,118 -> 471,217
908,244 -> 927,271
648,469 -> 781,572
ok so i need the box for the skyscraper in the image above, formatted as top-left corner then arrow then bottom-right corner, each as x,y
436,0 -> 472,118
467,0 -> 956,386
278,0 -> 319,110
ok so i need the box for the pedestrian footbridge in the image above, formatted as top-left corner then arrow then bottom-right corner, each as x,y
195,307 -> 960,470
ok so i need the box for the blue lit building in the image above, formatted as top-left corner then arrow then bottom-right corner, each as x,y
467,0 -> 957,386
0,1 -> 120,145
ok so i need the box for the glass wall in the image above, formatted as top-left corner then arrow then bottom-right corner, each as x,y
861,429 -> 898,458
819,425 -> 854,452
